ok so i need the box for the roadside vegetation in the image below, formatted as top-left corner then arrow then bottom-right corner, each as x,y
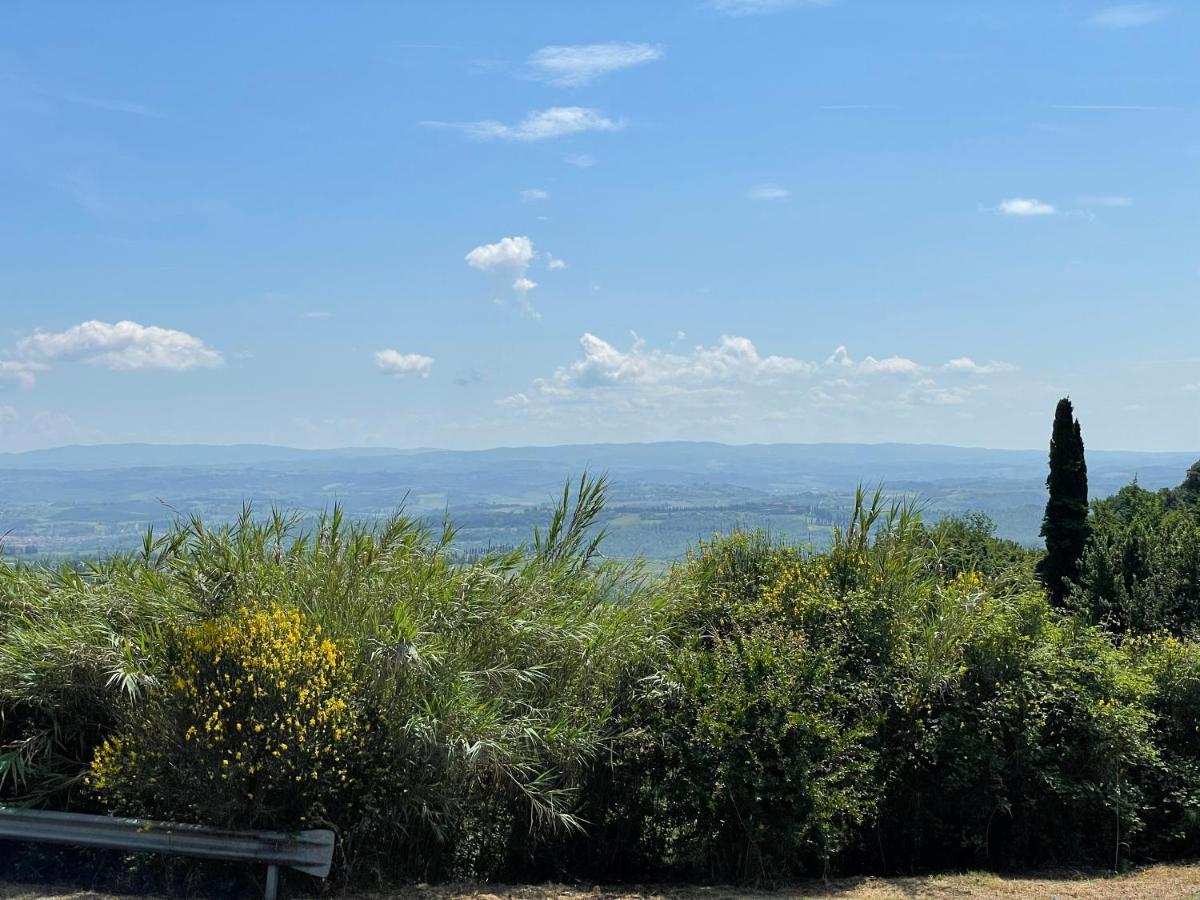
2,412 -> 1199,893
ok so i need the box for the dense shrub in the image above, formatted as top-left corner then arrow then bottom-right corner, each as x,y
88,604 -> 366,829
1073,482 -> 1200,635
584,494 -> 1177,879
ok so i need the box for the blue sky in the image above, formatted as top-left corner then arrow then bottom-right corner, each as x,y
1,1 -> 1197,452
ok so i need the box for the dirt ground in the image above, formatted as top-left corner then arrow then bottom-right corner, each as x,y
3,864 -> 1200,900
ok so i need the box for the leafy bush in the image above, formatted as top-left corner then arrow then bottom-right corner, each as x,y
1073,483 -> 1200,634
88,604 -> 366,829
593,492 -> 1173,879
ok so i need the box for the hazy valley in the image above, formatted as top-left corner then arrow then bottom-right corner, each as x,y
2,441 -> 1194,562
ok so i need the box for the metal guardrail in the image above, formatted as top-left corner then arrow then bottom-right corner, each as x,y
0,806 -> 334,899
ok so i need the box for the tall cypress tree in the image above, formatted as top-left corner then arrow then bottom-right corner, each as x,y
1038,397 -> 1090,605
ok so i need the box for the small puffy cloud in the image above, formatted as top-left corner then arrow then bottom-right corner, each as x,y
17,320 -> 223,371
996,197 -> 1056,216
374,349 -> 433,378
712,0 -> 831,15
436,107 -> 622,142
528,42 -> 663,87
302,310 -> 332,319
465,236 -> 535,271
1080,195 -> 1133,207
748,183 -> 789,201
1087,4 -> 1164,28
521,188 -> 549,202
565,153 -> 597,168
944,357 -> 1015,375
466,236 -> 563,317
858,355 -> 923,375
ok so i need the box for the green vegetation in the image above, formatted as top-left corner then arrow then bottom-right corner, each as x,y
2,457 -> 1200,891
1038,398 -> 1090,605
1071,463 -> 1200,635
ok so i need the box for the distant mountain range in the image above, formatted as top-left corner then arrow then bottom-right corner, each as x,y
1,441 -> 1195,561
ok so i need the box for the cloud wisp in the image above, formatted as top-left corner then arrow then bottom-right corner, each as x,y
426,107 -> 622,142
1079,195 -> 1133,207
995,197 -> 1056,216
0,361 -> 42,390
712,0 -> 832,16
1086,4 -> 1164,28
748,183 -> 790,201
528,42 -> 663,86
1051,104 -> 1158,111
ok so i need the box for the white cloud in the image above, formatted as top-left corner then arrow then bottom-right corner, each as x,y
528,42 -> 663,86
434,107 -> 622,142
374,349 -> 434,378
996,197 -> 1056,216
17,320 -> 223,372
858,355 -> 924,375
748,183 -> 789,201
565,153 -> 597,168
498,392 -> 531,409
1087,4 -> 1164,28
0,361 -> 41,389
498,334 -> 1013,440
825,345 -> 923,375
521,188 -> 549,202
466,236 -> 562,317
465,236 -> 535,271
1185,383 -> 1200,392
944,357 -> 1015,375
1079,195 -> 1133,207
533,333 -> 815,396
712,0 -> 831,16
302,310 -> 333,319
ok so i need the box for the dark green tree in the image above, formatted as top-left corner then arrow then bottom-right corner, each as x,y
1038,397 -> 1090,605
1172,460 -> 1200,507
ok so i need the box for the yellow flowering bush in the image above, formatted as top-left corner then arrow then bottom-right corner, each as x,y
89,604 -> 367,829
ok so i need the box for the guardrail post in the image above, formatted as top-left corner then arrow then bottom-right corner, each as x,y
264,862 -> 279,900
